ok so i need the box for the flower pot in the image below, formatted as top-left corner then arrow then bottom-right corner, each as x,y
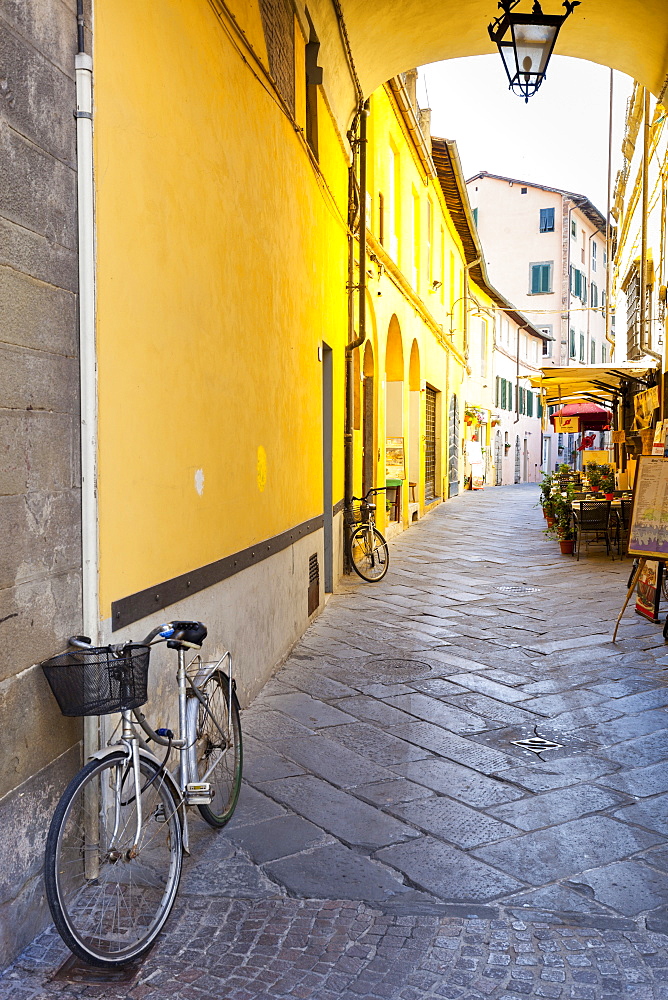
546,516 -> 556,529
604,493 -> 614,500
559,539 -> 574,554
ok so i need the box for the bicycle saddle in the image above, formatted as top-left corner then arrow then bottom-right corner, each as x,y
166,620 -> 208,650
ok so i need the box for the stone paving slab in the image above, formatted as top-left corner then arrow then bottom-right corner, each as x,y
6,484 -> 668,997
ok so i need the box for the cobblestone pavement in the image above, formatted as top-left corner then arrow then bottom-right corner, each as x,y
4,484 -> 668,999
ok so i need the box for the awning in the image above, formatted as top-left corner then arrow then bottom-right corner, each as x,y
530,363 -> 658,405
549,402 -> 611,429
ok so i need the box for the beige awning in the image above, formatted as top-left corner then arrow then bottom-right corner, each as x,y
529,363 -> 659,405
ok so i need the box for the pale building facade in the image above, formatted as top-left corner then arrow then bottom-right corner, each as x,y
492,318 -> 545,485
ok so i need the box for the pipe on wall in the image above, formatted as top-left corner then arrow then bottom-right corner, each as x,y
75,22 -> 99,758
344,100 -> 369,526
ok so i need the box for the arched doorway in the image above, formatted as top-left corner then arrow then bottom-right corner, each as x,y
385,316 -> 404,522
494,430 -> 503,486
408,340 -> 420,513
362,341 -> 375,497
448,393 -> 460,496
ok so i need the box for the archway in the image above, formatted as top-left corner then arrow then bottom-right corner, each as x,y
362,341 -> 376,496
385,316 -> 404,521
408,340 -> 420,513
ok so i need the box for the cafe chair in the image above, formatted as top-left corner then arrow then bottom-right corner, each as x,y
572,500 -> 614,561
613,497 -> 633,557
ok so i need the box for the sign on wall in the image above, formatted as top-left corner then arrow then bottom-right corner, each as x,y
385,437 -> 405,479
554,415 -> 580,433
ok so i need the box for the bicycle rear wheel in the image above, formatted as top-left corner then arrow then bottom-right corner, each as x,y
186,670 -> 242,827
349,524 -> 389,582
44,750 -> 182,967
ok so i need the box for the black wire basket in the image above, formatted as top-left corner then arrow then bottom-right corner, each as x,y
344,501 -> 369,527
41,645 -> 150,717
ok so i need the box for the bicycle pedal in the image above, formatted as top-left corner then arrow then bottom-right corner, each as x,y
185,782 -> 214,805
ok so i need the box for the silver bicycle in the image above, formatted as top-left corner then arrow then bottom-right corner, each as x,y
40,620 -> 242,968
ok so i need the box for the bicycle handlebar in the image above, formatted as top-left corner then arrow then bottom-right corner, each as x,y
351,487 -> 387,503
67,620 -> 207,653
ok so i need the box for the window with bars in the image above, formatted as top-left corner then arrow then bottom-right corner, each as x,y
579,333 -> 585,362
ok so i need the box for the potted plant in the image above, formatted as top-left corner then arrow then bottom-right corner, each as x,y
600,470 -> 615,499
585,462 -> 602,492
546,485 -> 575,553
539,473 -> 554,521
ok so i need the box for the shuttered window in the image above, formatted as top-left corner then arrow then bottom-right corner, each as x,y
539,207 -> 555,232
530,262 -> 552,294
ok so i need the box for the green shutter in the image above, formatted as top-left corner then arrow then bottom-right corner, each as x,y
508,382 -> 513,411
538,398 -> 543,418
501,379 -> 507,409
527,391 -> 533,417
531,265 -> 541,294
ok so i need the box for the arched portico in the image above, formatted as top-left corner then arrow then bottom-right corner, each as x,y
338,0 -> 668,104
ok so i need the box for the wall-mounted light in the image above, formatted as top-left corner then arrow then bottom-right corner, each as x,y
488,0 -> 580,103
432,279 -> 443,290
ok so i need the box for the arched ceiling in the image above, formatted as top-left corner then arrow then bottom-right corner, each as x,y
339,0 -> 668,103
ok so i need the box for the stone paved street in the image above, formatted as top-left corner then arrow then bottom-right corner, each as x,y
4,484 -> 668,999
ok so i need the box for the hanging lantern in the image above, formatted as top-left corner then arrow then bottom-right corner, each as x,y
488,0 -> 580,102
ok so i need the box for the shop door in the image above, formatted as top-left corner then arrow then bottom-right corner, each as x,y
425,386 -> 437,501
494,430 -> 503,485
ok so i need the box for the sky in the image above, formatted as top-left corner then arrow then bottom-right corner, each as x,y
419,55 -> 634,214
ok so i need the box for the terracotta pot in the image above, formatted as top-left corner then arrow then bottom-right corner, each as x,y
559,539 -> 574,554
604,493 -> 614,500
546,516 -> 556,529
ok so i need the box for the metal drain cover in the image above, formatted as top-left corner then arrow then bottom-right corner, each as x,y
364,658 -> 433,679
495,586 -> 541,595
510,736 -> 564,754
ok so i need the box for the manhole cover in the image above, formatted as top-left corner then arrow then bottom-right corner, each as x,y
364,658 -> 433,679
510,736 -> 564,754
495,586 -> 541,595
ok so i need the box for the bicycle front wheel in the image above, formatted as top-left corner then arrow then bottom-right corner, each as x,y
186,670 -> 242,828
44,750 -> 182,968
349,524 -> 389,582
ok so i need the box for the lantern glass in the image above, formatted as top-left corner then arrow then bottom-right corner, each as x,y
511,20 -> 559,80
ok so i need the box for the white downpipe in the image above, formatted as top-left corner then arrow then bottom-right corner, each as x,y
75,52 -> 99,760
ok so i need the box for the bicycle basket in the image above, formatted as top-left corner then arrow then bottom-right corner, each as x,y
344,502 -> 367,526
40,644 -> 150,717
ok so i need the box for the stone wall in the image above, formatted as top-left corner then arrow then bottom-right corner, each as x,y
0,0 -> 82,966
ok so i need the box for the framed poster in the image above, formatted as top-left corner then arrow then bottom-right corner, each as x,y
385,437 -> 405,479
635,559 -> 663,622
632,386 -> 659,430
628,456 -> 668,558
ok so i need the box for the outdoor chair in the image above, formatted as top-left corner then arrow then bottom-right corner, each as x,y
572,500 -> 614,561
613,497 -> 633,557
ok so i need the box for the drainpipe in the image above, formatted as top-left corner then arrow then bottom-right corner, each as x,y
75,4 -> 99,759
344,100 -> 369,523
605,68 -> 614,350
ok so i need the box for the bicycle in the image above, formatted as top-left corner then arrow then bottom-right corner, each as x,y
40,619 -> 242,968
345,487 -> 390,582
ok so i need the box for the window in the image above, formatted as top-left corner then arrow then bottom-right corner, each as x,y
569,328 -> 576,358
539,325 -> 553,357
501,379 -> 507,409
472,207 -> 478,226
540,207 -> 555,232
304,16 -> 322,158
592,241 -> 597,271
591,282 -> 598,308
590,339 -> 596,364
518,387 -> 525,414
530,261 -> 552,294
602,343 -> 607,363
521,187 -> 527,194
495,376 -> 501,407
601,290 -> 606,313
581,230 -> 586,263
527,391 -> 534,417
571,218 -> 577,239
579,333 -> 585,362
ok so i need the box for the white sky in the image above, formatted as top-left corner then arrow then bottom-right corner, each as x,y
419,55 -> 634,214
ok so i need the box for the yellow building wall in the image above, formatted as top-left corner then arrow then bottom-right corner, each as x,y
94,0 -> 349,616
352,84 -> 469,526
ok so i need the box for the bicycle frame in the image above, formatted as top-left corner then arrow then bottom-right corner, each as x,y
89,646 -> 234,857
